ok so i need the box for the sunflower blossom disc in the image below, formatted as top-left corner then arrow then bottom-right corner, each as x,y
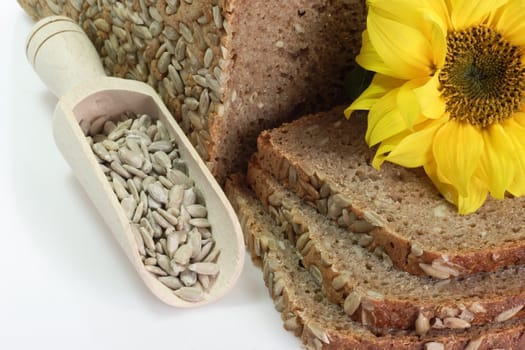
345,0 -> 525,214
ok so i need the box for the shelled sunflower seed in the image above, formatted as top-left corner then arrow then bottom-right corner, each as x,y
84,112 -> 220,302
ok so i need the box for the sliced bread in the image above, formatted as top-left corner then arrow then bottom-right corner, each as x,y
246,161 -> 525,331
18,0 -> 366,183
255,106 -> 525,278
225,174 -> 525,350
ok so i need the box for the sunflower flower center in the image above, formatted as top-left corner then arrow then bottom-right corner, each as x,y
439,26 -> 525,127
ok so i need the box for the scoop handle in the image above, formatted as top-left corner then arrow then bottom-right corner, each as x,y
26,16 -> 106,98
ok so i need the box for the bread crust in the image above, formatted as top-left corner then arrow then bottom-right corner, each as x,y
255,106 -> 525,278
226,175 -> 525,350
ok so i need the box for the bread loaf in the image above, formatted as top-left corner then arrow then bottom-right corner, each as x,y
255,106 -> 525,278
225,174 -> 525,350
18,0 -> 366,183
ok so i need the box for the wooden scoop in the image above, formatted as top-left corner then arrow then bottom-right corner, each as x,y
26,16 -> 244,307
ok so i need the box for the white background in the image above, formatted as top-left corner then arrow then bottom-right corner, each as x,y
0,3 -> 299,349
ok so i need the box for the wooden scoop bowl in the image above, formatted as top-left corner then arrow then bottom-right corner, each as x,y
26,16 -> 244,307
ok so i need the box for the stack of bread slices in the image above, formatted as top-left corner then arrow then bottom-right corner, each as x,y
225,107 -> 525,349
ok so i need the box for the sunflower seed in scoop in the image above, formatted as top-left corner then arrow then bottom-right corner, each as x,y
145,265 -> 168,276
188,228 -> 202,258
166,233 -> 180,257
188,218 -> 211,228
144,257 -> 157,266
123,164 -> 148,178
151,210 -> 173,229
188,262 -> 219,276
147,182 -> 168,204
186,204 -> 207,218
153,151 -> 172,172
180,269 -> 198,286
167,169 -> 191,187
157,208 -> 179,226
173,243 -> 193,265
102,139 -> 120,152
174,286 -> 205,302
112,178 -> 130,200
126,179 -> 140,201
131,224 -> 146,256
198,274 -> 211,290
156,254 -> 172,273
158,176 -> 174,189
121,196 -> 138,220
110,161 -> 131,178
183,188 -> 197,206
195,241 -> 214,261
170,260 -> 186,276
168,185 -> 184,208
93,143 -> 112,162
148,140 -> 173,152
141,176 -> 156,189
107,119 -> 132,141
158,276 -> 183,290
140,226 -> 156,252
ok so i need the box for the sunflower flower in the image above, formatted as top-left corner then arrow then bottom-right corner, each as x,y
346,0 -> 525,214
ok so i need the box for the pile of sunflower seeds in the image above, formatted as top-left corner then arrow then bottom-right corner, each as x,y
82,111 -> 220,302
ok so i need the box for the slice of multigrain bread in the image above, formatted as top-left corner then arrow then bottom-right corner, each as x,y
246,161 -> 525,332
225,175 -> 525,350
255,106 -> 525,278
18,0 -> 366,183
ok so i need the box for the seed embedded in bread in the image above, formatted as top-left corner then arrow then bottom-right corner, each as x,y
415,312 -> 430,336
495,305 -> 525,322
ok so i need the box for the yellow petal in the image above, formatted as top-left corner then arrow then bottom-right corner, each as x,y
396,79 -> 424,129
426,159 -> 488,215
367,7 -> 433,79
432,121 -> 484,197
371,131 -> 410,168
425,12 -> 447,68
492,0 -> 525,46
424,160 -> 458,205
477,124 -> 515,199
385,118 -> 446,168
345,74 -> 404,116
366,89 -> 409,146
420,0 -> 452,31
511,112 -> 525,129
456,176 -> 489,215
355,31 -> 402,78
448,0 -> 508,29
413,73 -> 447,119
502,119 -> 525,196
369,0 -> 447,68
368,0 -> 432,33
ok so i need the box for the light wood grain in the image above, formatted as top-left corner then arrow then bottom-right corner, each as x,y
26,16 -> 245,308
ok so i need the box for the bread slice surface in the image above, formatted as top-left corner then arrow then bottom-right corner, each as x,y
255,106 -> 525,277
225,175 -> 525,350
